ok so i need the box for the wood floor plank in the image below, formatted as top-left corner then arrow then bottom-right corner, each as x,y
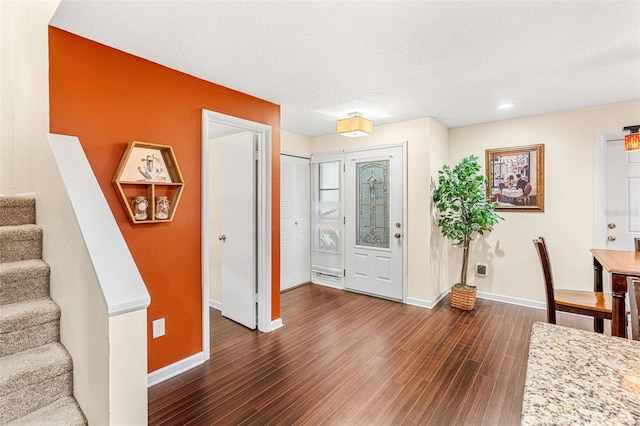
148,285 -> 606,426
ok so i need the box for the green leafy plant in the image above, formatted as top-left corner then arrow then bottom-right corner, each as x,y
432,155 -> 503,290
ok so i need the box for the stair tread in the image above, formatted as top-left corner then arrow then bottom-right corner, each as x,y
0,195 -> 35,208
0,259 -> 49,276
0,342 -> 72,397
0,298 -> 60,333
0,224 -> 41,236
6,395 -> 86,425
0,196 -> 35,227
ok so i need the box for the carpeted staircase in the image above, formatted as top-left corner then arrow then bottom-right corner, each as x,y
0,195 -> 86,425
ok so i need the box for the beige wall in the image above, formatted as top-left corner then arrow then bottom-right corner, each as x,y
428,119 -> 450,298
311,117 -> 448,302
109,310 -> 148,426
0,0 -> 60,194
448,101 -> 640,303
282,130 -> 312,156
2,2 -> 148,423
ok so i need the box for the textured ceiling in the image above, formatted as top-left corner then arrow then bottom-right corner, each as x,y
50,1 -> 640,137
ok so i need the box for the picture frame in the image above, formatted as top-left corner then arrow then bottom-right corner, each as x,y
118,144 -> 173,183
485,144 -> 544,212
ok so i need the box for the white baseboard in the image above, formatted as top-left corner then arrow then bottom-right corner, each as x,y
311,280 -> 344,291
209,299 -> 222,311
476,291 -> 545,310
271,318 -> 283,331
406,287 -> 450,309
147,351 -> 205,387
405,288 -> 545,312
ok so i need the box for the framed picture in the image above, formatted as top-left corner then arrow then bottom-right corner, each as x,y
485,144 -> 544,212
118,144 -> 173,183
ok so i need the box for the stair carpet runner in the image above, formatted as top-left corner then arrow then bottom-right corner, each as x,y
0,195 -> 86,424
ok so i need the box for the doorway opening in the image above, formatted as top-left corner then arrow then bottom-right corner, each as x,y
201,110 -> 273,361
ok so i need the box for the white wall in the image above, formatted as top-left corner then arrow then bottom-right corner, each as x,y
311,117 -> 448,302
282,130 -> 311,156
448,101 -> 640,304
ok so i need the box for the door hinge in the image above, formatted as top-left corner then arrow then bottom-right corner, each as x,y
343,269 -> 346,277
254,151 -> 259,161
343,217 -> 346,225
343,164 -> 345,172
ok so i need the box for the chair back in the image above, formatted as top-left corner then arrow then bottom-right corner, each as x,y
635,237 -> 640,252
628,277 -> 640,340
524,183 -> 532,195
533,237 -> 556,323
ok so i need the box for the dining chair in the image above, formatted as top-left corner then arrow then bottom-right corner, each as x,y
514,183 -> 532,205
533,237 -> 612,332
635,237 -> 640,252
628,276 -> 640,340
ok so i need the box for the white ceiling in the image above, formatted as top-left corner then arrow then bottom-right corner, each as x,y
50,1 -> 640,137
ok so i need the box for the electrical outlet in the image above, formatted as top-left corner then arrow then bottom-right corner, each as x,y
152,318 -> 165,339
476,262 -> 488,277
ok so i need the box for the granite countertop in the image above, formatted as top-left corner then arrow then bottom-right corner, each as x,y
522,322 -> 640,425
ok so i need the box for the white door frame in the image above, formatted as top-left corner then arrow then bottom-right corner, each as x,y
201,109 -> 273,361
595,131 -> 627,248
343,142 -> 408,302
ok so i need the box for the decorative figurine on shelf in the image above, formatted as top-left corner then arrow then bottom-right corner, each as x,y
155,196 -> 170,220
131,196 -> 148,221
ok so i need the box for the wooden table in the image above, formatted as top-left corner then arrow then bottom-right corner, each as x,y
591,248 -> 640,337
522,322 -> 640,424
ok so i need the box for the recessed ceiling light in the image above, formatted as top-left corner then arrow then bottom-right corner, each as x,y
497,103 -> 514,109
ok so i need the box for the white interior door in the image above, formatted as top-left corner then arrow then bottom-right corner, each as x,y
220,133 -> 256,329
344,146 -> 404,300
605,139 -> 640,250
280,154 -> 311,291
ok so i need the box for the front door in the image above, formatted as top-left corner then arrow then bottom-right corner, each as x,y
344,146 -> 404,300
220,133 -> 257,329
605,138 -> 640,250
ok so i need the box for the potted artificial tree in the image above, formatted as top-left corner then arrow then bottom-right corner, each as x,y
432,155 -> 502,310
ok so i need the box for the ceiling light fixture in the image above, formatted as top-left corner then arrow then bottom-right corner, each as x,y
337,112 -> 373,137
623,125 -> 640,151
497,103 -> 514,109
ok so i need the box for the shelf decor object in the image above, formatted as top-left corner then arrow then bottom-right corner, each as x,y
113,141 -> 184,224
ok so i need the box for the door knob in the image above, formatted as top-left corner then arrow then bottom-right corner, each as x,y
607,235 -> 616,242
218,235 -> 226,242
394,233 -> 401,239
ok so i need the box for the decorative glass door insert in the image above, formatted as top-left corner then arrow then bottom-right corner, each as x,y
356,160 -> 389,248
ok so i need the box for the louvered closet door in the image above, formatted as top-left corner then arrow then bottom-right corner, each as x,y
281,154 -> 311,291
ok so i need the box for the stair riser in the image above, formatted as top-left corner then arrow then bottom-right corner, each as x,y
0,234 -> 42,263
0,321 -> 60,357
0,275 -> 49,306
6,396 -> 87,426
0,372 -> 72,423
0,206 -> 36,227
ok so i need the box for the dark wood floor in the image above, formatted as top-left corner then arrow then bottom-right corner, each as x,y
148,284 -> 598,425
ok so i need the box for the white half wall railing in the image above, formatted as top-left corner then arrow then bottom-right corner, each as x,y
48,133 -> 150,315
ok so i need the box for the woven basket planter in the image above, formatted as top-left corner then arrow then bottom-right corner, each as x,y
450,285 -> 477,311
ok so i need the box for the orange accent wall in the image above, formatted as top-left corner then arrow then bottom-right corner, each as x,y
49,27 -> 281,372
